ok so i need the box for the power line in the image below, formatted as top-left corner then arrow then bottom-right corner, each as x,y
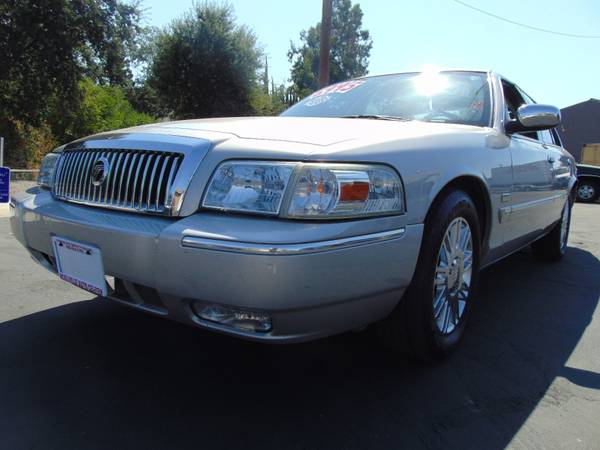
451,0 -> 600,39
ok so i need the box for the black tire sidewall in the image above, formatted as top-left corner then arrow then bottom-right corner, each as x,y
559,198 -> 573,255
531,197 -> 572,261
405,190 -> 481,358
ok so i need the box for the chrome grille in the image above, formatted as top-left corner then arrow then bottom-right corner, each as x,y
53,149 -> 184,215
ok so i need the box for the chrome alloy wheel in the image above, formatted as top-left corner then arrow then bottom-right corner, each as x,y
433,217 -> 473,335
577,184 -> 596,201
560,203 -> 570,250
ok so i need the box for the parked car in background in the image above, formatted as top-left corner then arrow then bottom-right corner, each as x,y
10,70 -> 577,361
576,164 -> 600,203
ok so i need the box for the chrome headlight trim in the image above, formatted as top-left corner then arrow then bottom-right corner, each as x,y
37,152 -> 61,189
202,160 -> 405,220
202,160 -> 298,215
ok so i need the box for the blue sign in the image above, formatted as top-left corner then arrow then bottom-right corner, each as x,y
0,167 -> 9,203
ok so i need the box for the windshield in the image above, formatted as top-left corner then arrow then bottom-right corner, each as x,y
281,71 -> 492,127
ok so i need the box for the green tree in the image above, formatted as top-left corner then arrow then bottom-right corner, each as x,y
0,0 -> 146,127
4,121 -> 59,170
148,2 -> 263,119
262,56 -> 270,95
3,80 -> 154,168
288,0 -> 372,98
73,79 -> 154,137
0,0 -> 150,167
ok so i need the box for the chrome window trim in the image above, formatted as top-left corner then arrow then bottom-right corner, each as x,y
181,227 -> 406,256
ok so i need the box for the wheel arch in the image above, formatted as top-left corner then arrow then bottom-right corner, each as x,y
425,175 -> 492,253
577,175 -> 600,186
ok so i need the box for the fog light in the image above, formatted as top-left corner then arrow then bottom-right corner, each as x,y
192,302 -> 272,333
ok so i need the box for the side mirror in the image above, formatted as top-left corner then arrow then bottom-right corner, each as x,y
506,104 -> 561,134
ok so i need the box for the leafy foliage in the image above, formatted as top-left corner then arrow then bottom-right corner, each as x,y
0,0 -> 152,167
250,73 -> 299,116
0,0 -> 374,168
2,121 -> 59,169
74,79 -> 154,137
2,80 -> 153,168
0,0 -> 146,126
148,2 -> 263,119
288,0 -> 372,98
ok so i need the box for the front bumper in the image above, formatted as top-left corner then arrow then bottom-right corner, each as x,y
10,188 -> 423,342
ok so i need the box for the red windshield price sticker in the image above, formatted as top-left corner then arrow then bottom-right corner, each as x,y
309,80 -> 365,98
0,167 -> 9,203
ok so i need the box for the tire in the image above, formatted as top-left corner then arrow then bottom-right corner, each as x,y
377,190 -> 481,361
576,180 -> 599,203
531,198 -> 572,261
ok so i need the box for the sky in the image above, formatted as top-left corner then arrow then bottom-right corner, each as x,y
140,0 -> 600,108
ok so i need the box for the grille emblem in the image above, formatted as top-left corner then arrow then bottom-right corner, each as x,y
91,157 -> 110,186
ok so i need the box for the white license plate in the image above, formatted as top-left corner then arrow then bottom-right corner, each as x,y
51,236 -> 107,297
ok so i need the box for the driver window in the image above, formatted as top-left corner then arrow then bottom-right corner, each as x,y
501,79 -> 539,141
501,80 -> 523,120
516,86 -> 536,105
551,128 -> 563,147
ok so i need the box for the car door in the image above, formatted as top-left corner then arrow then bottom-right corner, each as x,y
539,128 -> 572,220
501,80 -> 556,243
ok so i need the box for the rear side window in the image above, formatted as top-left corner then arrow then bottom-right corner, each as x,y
539,129 -> 555,145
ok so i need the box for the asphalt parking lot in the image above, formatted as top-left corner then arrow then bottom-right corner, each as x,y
1,203 -> 599,450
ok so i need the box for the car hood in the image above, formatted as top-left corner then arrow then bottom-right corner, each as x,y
97,116 -> 481,148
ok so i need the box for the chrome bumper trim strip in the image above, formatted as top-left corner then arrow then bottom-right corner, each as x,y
181,228 -> 406,256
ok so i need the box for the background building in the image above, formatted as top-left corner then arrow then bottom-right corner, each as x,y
558,99 -> 600,162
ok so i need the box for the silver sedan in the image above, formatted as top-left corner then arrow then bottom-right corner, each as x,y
10,70 -> 577,360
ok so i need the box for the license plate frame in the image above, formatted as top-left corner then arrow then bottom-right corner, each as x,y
51,236 -> 108,297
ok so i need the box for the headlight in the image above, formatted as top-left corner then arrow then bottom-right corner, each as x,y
38,152 -> 60,188
285,164 -> 403,218
202,161 -> 404,219
202,161 -> 296,215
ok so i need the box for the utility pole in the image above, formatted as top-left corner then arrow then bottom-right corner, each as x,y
263,56 -> 269,95
0,137 -> 4,167
319,0 -> 333,88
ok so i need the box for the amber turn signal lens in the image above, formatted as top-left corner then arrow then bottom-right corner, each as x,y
339,181 -> 370,202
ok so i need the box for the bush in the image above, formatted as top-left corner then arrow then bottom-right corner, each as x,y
74,79 -> 155,137
2,79 -> 154,168
1,120 -> 58,169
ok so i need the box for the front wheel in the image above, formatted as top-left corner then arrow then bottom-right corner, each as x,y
377,190 -> 481,361
531,198 -> 572,261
